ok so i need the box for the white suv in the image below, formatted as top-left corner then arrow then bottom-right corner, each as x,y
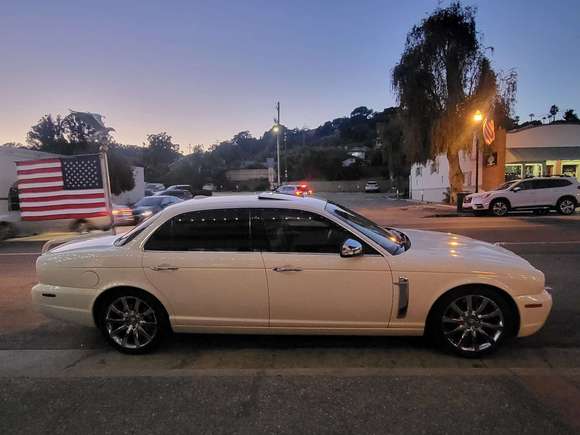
464,177 -> 579,216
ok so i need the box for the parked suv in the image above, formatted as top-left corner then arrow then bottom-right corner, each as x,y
464,177 -> 579,216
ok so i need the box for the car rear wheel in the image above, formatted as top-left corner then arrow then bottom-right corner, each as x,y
97,290 -> 168,354
557,197 -> 576,215
430,288 -> 515,358
490,199 -> 509,217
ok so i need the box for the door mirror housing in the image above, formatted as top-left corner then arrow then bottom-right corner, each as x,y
512,186 -> 522,192
340,239 -> 363,258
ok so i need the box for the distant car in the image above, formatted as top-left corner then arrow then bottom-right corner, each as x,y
275,184 -> 313,196
464,177 -> 579,216
163,184 -> 212,197
156,189 -> 193,200
145,183 -> 165,193
132,195 -> 183,223
32,192 -> 551,357
166,184 -> 192,192
202,183 -> 216,192
364,181 -> 380,193
0,203 -> 134,240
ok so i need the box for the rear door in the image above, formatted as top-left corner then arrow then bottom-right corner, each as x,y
142,208 -> 269,327
253,208 -> 393,329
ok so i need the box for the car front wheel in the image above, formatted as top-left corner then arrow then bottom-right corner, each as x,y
490,199 -> 509,217
97,290 -> 168,354
430,288 -> 515,358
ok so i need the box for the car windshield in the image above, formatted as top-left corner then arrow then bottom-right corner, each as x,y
495,181 -> 517,190
135,197 -> 163,207
325,201 -> 409,255
114,213 -> 162,246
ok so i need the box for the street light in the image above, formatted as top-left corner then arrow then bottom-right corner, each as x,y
472,110 -> 483,193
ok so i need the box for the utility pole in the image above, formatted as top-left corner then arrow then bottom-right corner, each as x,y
276,102 -> 281,186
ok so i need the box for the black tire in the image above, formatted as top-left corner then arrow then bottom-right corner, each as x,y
70,219 -> 95,233
490,199 -> 510,217
0,222 -> 15,241
96,289 -> 169,354
556,197 -> 576,215
428,287 -> 516,358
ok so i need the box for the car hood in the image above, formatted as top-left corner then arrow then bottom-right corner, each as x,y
48,234 -> 119,254
393,228 -> 534,273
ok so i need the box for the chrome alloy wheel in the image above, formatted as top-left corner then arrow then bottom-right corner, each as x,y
441,295 -> 504,353
104,296 -> 158,350
491,201 -> 508,216
559,199 -> 575,215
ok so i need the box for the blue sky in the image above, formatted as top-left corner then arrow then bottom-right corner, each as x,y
1,0 -> 579,151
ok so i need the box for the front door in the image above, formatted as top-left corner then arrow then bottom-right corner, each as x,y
142,208 -> 269,327
253,208 -> 392,329
510,179 -> 536,208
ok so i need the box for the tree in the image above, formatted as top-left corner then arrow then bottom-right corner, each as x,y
392,3 -> 516,202
350,106 -> 374,120
26,115 -> 68,153
549,105 -> 559,123
563,109 -> 579,122
143,132 -> 181,182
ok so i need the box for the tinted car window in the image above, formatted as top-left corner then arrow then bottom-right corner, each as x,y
515,180 -> 534,190
550,179 -> 572,187
145,209 -> 251,251
252,208 -> 376,254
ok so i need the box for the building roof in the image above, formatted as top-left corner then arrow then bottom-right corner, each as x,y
507,124 -> 580,149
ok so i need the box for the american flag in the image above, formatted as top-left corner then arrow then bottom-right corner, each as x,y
483,117 -> 495,145
16,154 -> 109,221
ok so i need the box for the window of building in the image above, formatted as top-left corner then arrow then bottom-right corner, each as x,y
505,164 -> 523,181
562,161 -> 579,180
524,163 -> 543,178
145,209 -> 251,252
415,166 -> 422,177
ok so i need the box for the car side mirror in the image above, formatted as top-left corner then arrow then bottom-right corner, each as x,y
340,239 -> 363,258
512,186 -> 522,192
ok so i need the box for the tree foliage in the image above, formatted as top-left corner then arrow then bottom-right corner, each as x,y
563,109 -> 579,122
143,132 -> 181,182
392,2 -> 516,201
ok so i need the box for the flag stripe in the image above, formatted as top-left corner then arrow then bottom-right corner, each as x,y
17,166 -> 63,176
18,182 -> 64,192
19,195 -> 105,205
19,189 -> 105,199
18,176 -> 64,184
20,211 -> 109,221
21,202 -> 107,212
21,207 -> 108,217
16,158 -> 61,167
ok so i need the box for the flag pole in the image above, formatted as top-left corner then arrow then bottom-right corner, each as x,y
99,143 -> 116,235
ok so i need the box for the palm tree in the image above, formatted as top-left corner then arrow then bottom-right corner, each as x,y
549,105 -> 559,123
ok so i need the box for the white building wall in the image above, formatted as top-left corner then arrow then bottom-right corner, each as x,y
112,166 -> 145,206
409,150 -> 480,202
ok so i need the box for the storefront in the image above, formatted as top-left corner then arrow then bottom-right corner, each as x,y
504,124 -> 580,182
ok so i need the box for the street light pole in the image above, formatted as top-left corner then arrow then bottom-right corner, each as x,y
472,110 -> 483,193
276,101 -> 281,186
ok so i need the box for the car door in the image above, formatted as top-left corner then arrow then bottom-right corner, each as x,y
509,179 -> 535,207
253,208 -> 393,329
142,208 -> 269,327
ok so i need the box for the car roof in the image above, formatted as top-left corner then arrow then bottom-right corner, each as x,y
165,193 -> 327,215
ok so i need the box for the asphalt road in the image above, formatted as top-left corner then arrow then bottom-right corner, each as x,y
1,194 -> 580,434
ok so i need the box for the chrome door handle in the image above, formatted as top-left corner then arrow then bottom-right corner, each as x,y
151,265 -> 179,271
272,266 -> 303,272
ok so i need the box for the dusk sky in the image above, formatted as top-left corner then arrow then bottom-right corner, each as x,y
1,0 -> 579,152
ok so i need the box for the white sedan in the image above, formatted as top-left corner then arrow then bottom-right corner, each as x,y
32,193 -> 552,357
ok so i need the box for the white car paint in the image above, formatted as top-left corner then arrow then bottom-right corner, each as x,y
465,177 -> 579,215
31,193 -> 552,353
